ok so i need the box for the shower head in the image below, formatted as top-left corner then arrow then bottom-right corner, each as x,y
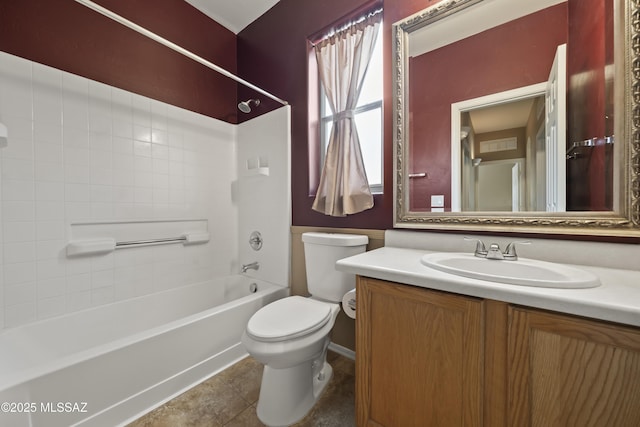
238,98 -> 260,113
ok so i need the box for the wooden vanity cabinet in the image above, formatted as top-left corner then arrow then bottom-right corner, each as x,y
355,277 -> 485,427
356,277 -> 640,427
508,306 -> 640,426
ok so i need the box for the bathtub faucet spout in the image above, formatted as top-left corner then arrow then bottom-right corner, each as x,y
241,261 -> 260,273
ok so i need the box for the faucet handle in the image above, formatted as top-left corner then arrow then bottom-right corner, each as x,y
503,241 -> 531,260
464,237 -> 487,258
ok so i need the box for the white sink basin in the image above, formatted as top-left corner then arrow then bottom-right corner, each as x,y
421,253 -> 600,288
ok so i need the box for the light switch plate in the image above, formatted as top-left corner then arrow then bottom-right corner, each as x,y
431,195 -> 444,208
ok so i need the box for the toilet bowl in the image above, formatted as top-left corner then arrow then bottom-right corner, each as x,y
242,232 -> 368,427
241,297 -> 340,426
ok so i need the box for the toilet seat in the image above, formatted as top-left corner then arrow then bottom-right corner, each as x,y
247,296 -> 332,342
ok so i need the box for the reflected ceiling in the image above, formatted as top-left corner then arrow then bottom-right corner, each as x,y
469,98 -> 537,133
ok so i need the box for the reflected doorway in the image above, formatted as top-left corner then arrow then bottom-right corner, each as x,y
475,159 -> 525,211
451,44 -> 567,213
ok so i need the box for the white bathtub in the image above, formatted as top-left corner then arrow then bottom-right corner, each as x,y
0,276 -> 287,427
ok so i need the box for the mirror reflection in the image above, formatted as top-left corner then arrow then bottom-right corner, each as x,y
406,0 -> 615,213
457,92 -> 546,212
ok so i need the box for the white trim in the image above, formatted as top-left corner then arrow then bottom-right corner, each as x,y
545,43 -> 567,212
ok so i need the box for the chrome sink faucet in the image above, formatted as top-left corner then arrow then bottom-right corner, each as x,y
464,237 -> 530,261
241,261 -> 260,273
486,243 -> 505,260
464,237 -> 488,258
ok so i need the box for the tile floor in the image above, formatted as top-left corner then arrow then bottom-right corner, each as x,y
127,351 -> 355,426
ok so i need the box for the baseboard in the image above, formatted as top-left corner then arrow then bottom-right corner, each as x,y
328,342 -> 355,360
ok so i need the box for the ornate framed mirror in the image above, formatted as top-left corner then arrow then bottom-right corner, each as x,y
393,0 -> 640,237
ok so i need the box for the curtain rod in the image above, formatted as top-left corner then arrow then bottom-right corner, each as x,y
74,0 -> 288,107
309,6 -> 383,46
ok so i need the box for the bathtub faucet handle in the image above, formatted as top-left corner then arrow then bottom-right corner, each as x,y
249,231 -> 263,251
241,261 -> 260,273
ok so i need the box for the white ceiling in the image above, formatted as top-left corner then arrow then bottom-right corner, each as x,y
469,97 -> 540,134
184,0 -> 280,34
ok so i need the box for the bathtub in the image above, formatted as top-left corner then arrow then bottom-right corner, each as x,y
0,276 -> 287,427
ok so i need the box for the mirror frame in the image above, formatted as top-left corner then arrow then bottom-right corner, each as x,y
393,0 -> 640,237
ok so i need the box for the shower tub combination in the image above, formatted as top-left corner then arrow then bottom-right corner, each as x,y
0,276 -> 286,427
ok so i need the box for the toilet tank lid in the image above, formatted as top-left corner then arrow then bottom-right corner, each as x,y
302,232 -> 368,247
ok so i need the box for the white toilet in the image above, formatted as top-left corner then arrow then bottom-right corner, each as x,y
241,232 -> 368,427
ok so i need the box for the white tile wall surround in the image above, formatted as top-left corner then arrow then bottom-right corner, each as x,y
0,52 -> 247,329
237,106 -> 291,287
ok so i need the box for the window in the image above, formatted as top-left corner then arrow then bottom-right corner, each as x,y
317,16 -> 383,194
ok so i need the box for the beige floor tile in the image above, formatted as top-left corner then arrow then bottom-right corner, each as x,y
129,352 -> 354,427
293,368 -> 356,427
224,404 -> 265,427
223,360 -> 263,404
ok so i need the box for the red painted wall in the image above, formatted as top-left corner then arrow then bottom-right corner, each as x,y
1,0 -> 392,229
2,0 -> 618,230
238,0 -> 388,229
408,4 -> 568,210
0,0 -> 238,123
236,0 -> 438,229
237,0 -> 570,227
566,0 -> 614,211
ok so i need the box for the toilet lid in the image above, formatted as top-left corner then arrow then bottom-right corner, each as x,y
246,296 -> 332,342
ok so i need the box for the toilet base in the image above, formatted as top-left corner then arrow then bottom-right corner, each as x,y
256,360 -> 333,427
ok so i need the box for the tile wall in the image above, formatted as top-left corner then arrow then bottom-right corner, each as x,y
0,52 -> 239,329
236,106 -> 291,288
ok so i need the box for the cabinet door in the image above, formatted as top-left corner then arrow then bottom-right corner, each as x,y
356,277 -> 484,427
508,307 -> 640,426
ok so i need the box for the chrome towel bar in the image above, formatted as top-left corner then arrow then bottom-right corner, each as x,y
66,232 -> 210,256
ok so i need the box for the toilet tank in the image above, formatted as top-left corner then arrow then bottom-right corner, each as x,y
302,232 -> 368,302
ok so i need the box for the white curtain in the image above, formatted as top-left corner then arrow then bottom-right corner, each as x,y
312,13 -> 381,217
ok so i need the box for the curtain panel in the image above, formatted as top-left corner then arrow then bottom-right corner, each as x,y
312,12 -> 381,217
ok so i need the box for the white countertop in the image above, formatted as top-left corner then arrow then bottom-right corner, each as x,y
336,246 -> 640,327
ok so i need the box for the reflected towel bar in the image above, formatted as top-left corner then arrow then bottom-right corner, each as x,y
567,136 -> 614,153
409,172 -> 428,179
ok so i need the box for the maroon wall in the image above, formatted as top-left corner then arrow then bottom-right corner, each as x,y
0,0 -> 238,123
236,0 -> 443,230
566,0 -> 614,211
408,4 -> 568,210
237,0 -> 571,228
2,0 -> 623,234
238,0 -> 388,229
